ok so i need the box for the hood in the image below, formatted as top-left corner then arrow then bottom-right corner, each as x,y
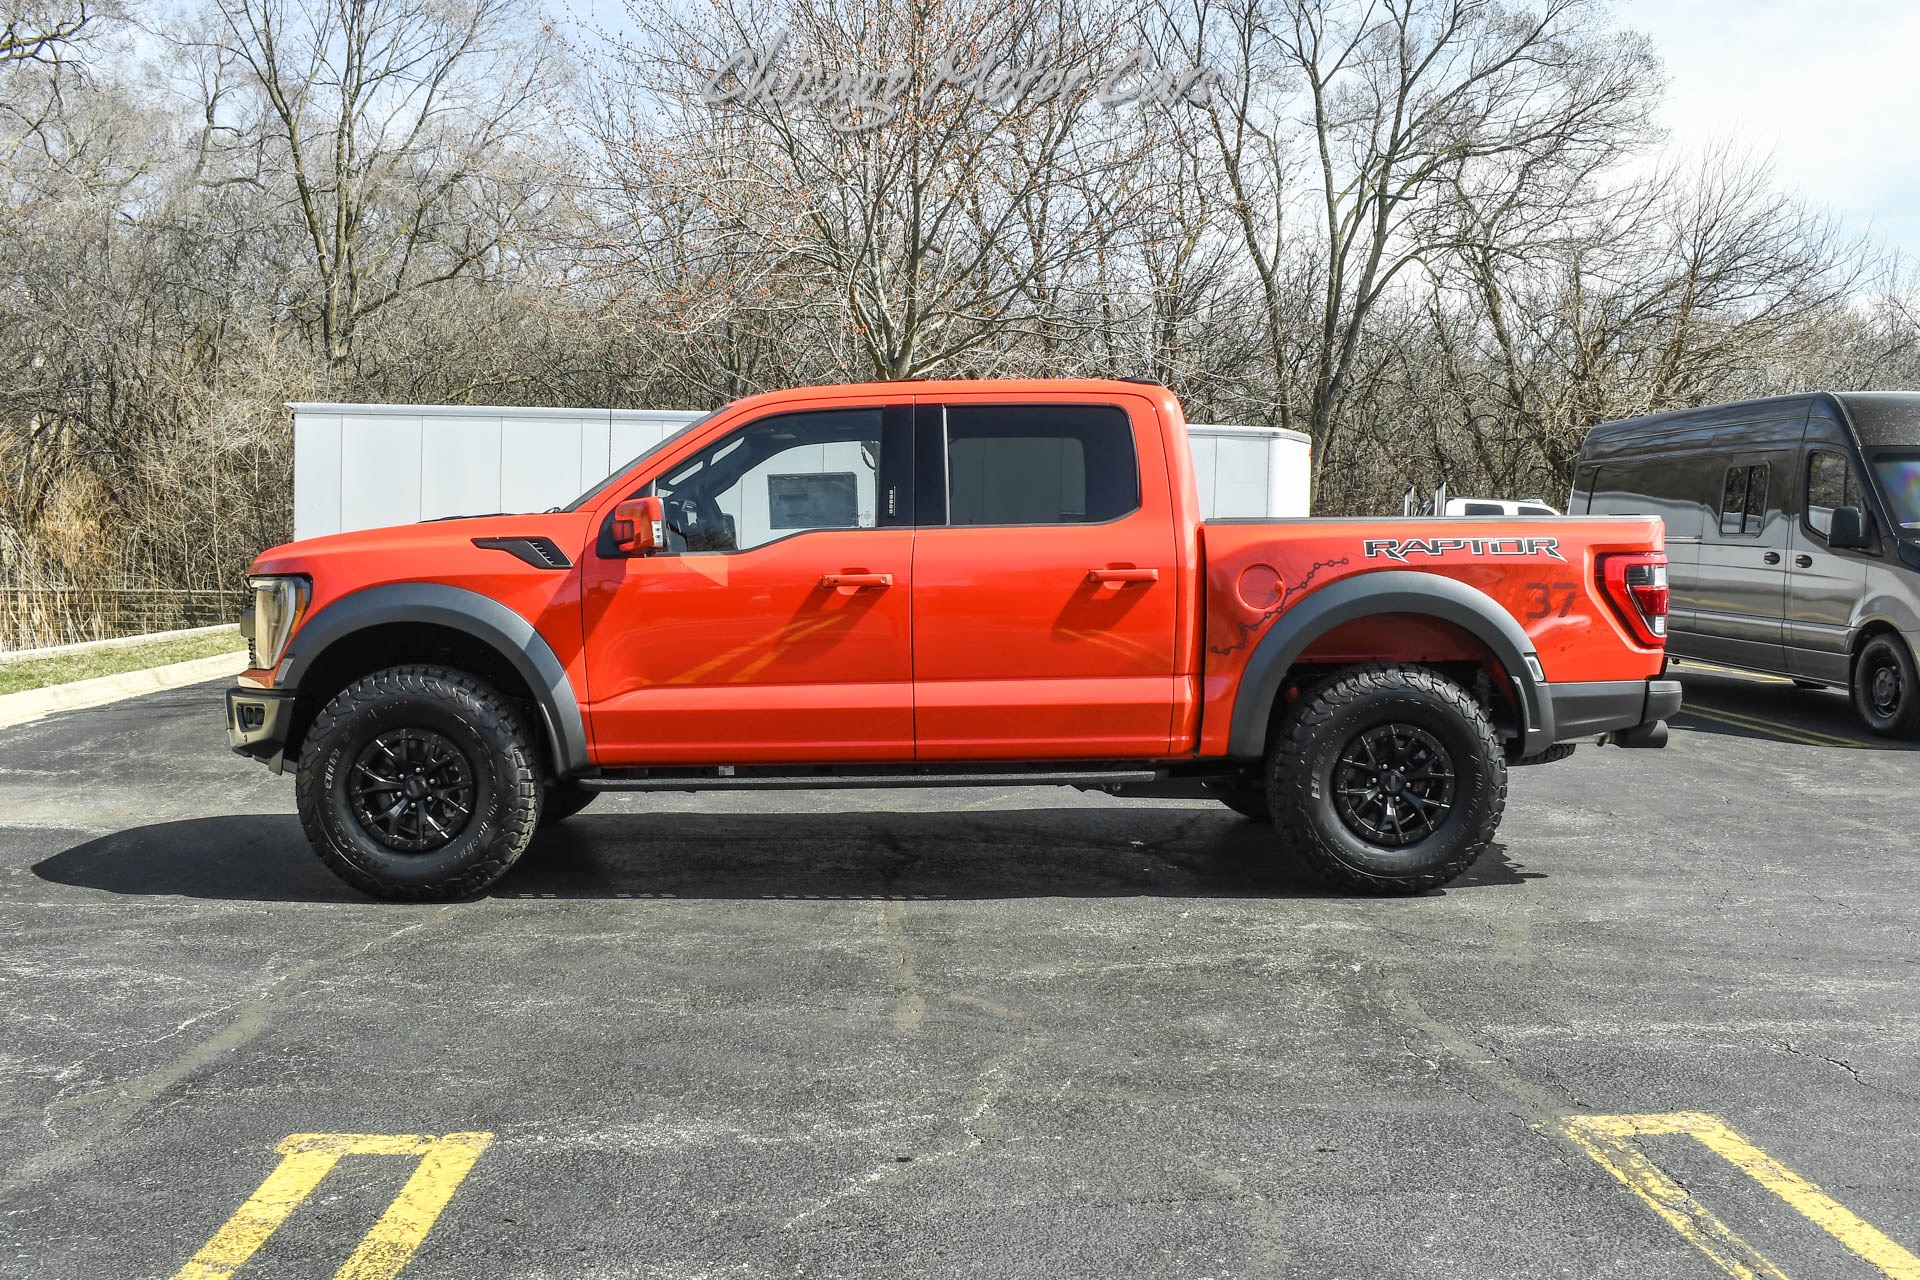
248,513 -> 594,577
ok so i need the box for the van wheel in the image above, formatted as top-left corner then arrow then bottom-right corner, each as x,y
541,782 -> 597,826
1853,634 -> 1920,737
296,664 -> 542,899
1269,666 -> 1506,895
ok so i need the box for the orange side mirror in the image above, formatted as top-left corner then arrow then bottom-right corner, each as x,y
612,496 -> 665,555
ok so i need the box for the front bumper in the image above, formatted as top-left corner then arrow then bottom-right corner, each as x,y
226,686 -> 296,773
1543,677 -> 1682,749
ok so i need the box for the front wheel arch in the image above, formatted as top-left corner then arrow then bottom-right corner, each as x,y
278,584 -> 588,777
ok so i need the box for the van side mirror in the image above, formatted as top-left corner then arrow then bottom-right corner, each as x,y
612,496 -> 665,555
1829,505 -> 1872,550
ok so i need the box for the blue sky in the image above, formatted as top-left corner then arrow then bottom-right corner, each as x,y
1620,0 -> 1920,260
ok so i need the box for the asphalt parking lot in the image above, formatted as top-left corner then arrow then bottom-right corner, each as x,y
2,670 -> 1916,1279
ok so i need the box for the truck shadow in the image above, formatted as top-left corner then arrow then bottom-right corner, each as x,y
33,809 -> 1534,903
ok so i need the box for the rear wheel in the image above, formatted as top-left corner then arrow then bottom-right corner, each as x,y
1853,634 -> 1920,738
296,664 -> 542,899
1269,666 -> 1506,894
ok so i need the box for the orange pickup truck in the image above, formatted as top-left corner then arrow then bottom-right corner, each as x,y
227,379 -> 1678,899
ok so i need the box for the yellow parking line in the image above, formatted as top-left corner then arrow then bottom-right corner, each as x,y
172,1132 -> 492,1280
1678,703 -> 1857,749
1560,1113 -> 1920,1279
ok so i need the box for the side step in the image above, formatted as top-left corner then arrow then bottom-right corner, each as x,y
578,765 -> 1167,794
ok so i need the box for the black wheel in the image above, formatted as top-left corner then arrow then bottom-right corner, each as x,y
296,664 -> 542,899
1206,779 -> 1271,822
540,782 -> 597,826
1853,634 -> 1920,738
1269,665 -> 1506,895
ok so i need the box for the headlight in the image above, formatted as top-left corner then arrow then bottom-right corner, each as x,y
247,575 -> 310,670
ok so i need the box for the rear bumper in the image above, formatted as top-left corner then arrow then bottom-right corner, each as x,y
226,686 -> 295,774
1542,677 -> 1682,748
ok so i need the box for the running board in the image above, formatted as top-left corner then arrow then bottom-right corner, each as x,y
578,766 -> 1167,794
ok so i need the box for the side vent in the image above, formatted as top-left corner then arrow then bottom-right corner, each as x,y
472,536 -> 572,570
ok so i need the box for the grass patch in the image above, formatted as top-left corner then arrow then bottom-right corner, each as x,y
0,629 -> 245,695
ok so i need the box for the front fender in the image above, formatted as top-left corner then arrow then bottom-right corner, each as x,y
277,582 -> 590,775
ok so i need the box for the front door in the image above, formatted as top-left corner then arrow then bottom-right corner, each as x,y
1787,447 -> 1870,683
581,405 -> 917,764
910,400 -> 1180,759
1692,452 -> 1791,672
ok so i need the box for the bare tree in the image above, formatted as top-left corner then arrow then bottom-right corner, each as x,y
198,0 -> 558,365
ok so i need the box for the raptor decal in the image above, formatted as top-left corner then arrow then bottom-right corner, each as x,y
1363,536 -> 1566,564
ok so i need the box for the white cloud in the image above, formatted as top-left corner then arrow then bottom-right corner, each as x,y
1618,0 -> 1920,257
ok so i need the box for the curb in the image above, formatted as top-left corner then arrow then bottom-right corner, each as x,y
0,650 -> 249,730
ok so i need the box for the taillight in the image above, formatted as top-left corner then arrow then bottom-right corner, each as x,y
1599,553 -> 1669,647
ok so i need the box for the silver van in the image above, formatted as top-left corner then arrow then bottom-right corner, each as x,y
1573,392 -> 1920,736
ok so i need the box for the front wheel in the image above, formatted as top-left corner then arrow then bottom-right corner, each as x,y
1269,666 -> 1507,895
296,664 -> 543,899
1853,634 -> 1920,738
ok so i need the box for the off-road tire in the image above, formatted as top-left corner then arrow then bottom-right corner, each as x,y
1853,633 -> 1920,738
541,782 -> 598,826
296,664 -> 542,899
1269,665 -> 1506,895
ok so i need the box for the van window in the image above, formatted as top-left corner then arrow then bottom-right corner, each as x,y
1719,464 -> 1768,536
1805,451 -> 1864,537
943,404 -> 1140,526
1461,501 -> 1505,515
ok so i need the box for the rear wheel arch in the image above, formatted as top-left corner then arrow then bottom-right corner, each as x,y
1227,572 -> 1548,759
277,584 -> 588,777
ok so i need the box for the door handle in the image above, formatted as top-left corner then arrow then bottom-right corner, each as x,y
1795,554 -> 1813,568
1087,567 -> 1160,586
1762,552 -> 1781,565
820,572 -> 892,590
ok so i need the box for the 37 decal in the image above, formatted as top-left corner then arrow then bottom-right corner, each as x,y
1364,536 -> 1565,563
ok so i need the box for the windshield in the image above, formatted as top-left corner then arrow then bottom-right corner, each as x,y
1869,451 -> 1920,531
561,410 -> 721,512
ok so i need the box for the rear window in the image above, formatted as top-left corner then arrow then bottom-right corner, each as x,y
943,404 -> 1140,526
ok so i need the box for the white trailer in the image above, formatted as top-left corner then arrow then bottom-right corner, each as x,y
290,402 -> 1310,540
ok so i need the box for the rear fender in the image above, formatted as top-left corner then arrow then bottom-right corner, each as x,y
1226,571 -> 1551,758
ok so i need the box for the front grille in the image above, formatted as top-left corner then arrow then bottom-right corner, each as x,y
247,637 -> 259,668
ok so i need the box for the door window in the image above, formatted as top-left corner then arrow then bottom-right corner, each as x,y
1805,450 -> 1865,537
936,404 -> 1140,526
1719,463 -> 1769,536
649,409 -> 888,552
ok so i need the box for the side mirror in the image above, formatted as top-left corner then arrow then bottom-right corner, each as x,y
1829,505 -> 1872,550
612,496 -> 665,555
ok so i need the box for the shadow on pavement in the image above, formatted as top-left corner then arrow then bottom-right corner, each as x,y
1668,663 -> 1920,750
33,809 -> 1534,903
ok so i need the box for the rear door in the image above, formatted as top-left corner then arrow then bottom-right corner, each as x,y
1692,452 -> 1792,671
909,399 -> 1180,759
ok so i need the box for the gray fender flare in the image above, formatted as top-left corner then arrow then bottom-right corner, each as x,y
277,582 -> 590,776
1226,571 -> 1551,758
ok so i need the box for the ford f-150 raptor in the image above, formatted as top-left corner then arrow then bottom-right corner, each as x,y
227,379 -> 1679,898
